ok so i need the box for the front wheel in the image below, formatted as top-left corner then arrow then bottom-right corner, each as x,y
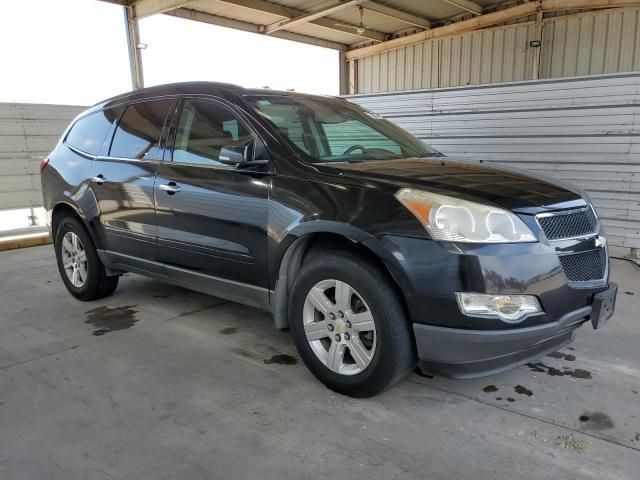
290,251 -> 416,397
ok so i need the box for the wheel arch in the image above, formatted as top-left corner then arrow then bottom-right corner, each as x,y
271,223 -> 413,330
51,201 -> 102,250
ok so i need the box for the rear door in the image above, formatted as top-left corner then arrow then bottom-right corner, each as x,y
89,98 -> 175,270
154,97 -> 270,305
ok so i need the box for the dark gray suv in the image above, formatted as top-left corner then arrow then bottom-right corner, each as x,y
41,82 -> 617,397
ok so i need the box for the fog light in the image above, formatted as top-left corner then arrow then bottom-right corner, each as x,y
455,293 -> 542,323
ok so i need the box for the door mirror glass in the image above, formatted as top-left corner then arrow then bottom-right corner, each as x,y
219,140 -> 253,166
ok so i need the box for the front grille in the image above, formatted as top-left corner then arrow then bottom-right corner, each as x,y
537,207 -> 598,240
559,248 -> 606,283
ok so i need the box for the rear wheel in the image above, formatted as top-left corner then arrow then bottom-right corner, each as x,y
54,216 -> 118,301
290,251 -> 416,397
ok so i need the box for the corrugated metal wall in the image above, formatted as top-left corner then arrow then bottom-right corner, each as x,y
541,8 -> 640,78
347,73 -> 640,258
354,8 -> 640,93
0,103 -> 83,211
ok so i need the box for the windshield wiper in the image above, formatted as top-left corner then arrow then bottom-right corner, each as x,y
417,152 -> 445,158
317,159 -> 366,164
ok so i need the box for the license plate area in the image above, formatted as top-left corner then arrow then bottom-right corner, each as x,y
591,282 -> 617,329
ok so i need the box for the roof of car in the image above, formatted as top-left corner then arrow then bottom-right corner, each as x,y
94,81 -> 337,110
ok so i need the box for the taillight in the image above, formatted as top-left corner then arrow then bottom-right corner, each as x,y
40,158 -> 49,173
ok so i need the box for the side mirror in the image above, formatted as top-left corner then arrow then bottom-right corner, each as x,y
219,141 -> 251,166
219,139 -> 270,169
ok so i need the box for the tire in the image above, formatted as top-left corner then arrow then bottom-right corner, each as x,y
54,216 -> 119,301
290,251 -> 416,398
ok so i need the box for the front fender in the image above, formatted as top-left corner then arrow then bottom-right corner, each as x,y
269,221 -> 415,322
281,220 -> 414,295
276,220 -> 371,257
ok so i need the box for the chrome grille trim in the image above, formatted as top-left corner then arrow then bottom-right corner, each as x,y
536,206 -> 599,241
536,204 -> 607,287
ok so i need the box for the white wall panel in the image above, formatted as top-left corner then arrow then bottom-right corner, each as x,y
0,103 -> 84,211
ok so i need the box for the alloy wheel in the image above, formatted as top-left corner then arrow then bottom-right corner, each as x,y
302,279 -> 377,376
61,231 -> 88,288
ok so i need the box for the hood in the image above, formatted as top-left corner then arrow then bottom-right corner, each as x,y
328,157 -> 585,213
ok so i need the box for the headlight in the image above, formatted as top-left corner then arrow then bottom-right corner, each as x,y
395,188 -> 536,243
456,293 -> 542,322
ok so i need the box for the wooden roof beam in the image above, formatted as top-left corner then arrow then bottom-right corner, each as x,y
214,0 -> 386,42
169,7 -> 348,50
346,0 -> 640,60
439,0 -> 483,16
265,0 -> 361,34
131,0 -> 195,19
361,1 -> 432,29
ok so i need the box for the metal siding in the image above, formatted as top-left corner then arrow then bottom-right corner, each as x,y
0,103 -> 84,211
541,9 -> 640,78
354,9 -> 640,94
348,73 -> 640,257
357,22 -> 537,92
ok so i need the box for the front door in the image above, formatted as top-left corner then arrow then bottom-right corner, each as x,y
90,99 -> 175,270
154,98 -> 270,306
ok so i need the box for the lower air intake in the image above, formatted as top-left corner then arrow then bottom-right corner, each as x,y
559,248 -> 606,283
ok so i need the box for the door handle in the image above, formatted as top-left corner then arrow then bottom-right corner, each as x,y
91,174 -> 105,185
159,182 -> 181,194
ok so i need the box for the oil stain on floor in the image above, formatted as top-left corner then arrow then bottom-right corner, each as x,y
514,385 -> 533,396
579,412 -> 615,430
85,305 -> 138,336
218,327 -> 238,335
231,346 -> 253,358
263,354 -> 298,365
527,362 -> 592,379
547,351 -> 576,361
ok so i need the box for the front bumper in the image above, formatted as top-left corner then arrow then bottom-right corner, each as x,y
374,229 -> 615,378
377,234 -> 610,331
414,283 -> 617,378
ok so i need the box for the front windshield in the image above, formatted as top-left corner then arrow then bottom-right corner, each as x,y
244,94 -> 441,163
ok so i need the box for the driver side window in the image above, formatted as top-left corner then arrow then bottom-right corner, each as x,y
323,119 -> 402,156
173,100 -> 253,166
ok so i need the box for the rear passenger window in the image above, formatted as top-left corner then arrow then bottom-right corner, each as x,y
65,109 -> 120,156
109,100 -> 173,160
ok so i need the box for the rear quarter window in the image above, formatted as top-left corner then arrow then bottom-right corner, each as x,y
65,109 -> 120,156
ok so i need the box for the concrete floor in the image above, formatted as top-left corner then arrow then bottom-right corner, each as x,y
0,246 -> 639,480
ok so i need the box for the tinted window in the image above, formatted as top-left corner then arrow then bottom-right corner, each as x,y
173,100 -> 253,166
66,109 -> 120,156
255,105 -> 309,153
323,120 -> 402,156
245,95 -> 439,162
109,100 -> 173,160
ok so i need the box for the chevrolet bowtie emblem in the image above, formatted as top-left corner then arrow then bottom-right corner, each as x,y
595,236 -> 607,248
